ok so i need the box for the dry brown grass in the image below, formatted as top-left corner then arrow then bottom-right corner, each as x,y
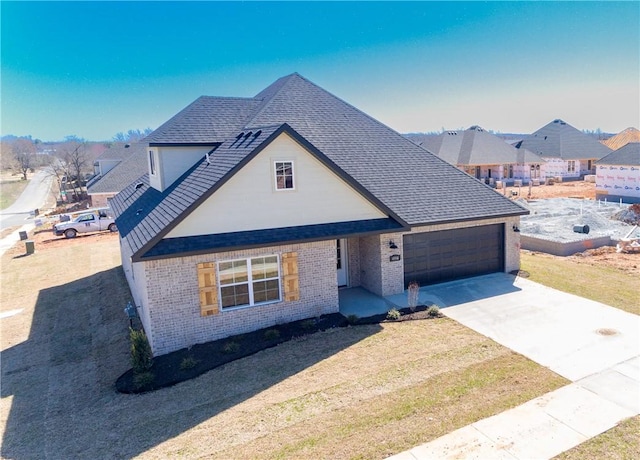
0,176 -> 29,210
554,415 -> 640,460
1,234 -> 568,459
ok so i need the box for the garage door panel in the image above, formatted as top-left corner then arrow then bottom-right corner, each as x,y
403,224 -> 504,287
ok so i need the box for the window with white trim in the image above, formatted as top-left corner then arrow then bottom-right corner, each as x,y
274,161 -> 294,190
567,160 -> 576,173
149,150 -> 156,175
218,255 -> 281,309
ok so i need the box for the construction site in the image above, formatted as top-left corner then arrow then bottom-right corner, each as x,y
503,181 -> 640,258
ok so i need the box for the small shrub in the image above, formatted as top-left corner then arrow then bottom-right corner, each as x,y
264,329 -> 281,341
300,319 -> 316,331
133,371 -> 155,390
130,328 -> 153,373
222,341 -> 240,354
346,314 -> 359,325
386,308 -> 401,321
427,305 -> 440,317
180,356 -> 199,370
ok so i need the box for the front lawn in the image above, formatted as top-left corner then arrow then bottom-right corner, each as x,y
0,234 -> 567,459
521,251 -> 639,315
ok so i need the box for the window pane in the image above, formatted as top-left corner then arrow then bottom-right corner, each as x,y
253,280 -> 280,303
219,260 -> 248,285
221,285 -> 249,308
252,256 -> 278,280
275,161 -> 294,190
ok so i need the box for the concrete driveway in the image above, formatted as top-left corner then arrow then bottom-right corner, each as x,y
418,273 -> 639,385
388,273 -> 639,460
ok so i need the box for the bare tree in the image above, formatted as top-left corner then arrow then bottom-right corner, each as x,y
56,137 -> 91,202
12,138 -> 36,180
0,141 -> 14,171
112,128 -> 153,143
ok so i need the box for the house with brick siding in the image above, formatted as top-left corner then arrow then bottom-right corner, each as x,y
516,119 -> 612,179
110,73 -> 528,356
87,143 -> 147,207
422,126 -> 546,185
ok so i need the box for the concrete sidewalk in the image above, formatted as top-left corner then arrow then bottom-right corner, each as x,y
388,273 -> 640,460
0,223 -> 35,258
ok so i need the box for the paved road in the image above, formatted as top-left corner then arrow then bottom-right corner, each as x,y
0,170 -> 54,230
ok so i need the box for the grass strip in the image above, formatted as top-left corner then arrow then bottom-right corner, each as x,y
521,252 -> 639,315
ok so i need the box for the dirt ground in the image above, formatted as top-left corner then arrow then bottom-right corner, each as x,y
503,180 -> 596,200
504,180 -> 640,274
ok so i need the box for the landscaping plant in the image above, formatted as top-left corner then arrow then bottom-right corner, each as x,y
130,327 -> 153,373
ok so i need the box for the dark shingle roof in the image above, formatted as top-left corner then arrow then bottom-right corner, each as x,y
596,142 -> 640,166
88,143 -> 147,194
423,126 -> 544,166
144,97 -> 261,144
95,143 -> 140,161
518,119 -> 612,160
112,73 -> 528,260
143,218 -> 405,260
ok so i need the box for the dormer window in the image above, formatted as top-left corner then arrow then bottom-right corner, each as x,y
274,161 -> 294,190
149,150 -> 156,175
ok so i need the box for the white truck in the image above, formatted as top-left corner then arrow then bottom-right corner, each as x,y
53,209 -> 118,238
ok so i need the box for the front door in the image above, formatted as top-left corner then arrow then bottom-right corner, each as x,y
336,239 -> 348,287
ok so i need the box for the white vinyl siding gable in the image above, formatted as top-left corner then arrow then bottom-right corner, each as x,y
166,132 -> 387,238
149,146 -> 212,192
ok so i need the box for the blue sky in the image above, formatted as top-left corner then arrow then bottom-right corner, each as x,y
1,1 -> 638,141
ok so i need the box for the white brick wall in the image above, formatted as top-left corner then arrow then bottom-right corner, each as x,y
140,240 -> 339,356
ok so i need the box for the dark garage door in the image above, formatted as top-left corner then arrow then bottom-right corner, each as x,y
403,224 -> 504,287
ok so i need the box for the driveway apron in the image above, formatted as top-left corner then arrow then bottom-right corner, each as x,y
388,273 -> 640,460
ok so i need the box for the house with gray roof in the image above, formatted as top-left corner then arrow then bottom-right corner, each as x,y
422,126 -> 545,185
87,143 -> 147,207
516,119 -> 612,180
595,142 -> 640,203
111,73 -> 528,356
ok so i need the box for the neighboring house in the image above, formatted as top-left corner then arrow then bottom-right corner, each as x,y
87,143 -> 147,207
110,73 -> 528,356
601,127 -> 640,151
516,119 -> 612,179
595,142 -> 640,204
422,126 -> 545,185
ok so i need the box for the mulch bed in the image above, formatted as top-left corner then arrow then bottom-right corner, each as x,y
116,306 -> 442,394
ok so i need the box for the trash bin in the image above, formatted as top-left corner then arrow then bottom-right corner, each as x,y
573,224 -> 590,234
25,240 -> 35,254
19,231 -> 28,240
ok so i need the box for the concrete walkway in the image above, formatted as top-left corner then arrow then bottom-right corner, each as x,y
388,273 -> 639,460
